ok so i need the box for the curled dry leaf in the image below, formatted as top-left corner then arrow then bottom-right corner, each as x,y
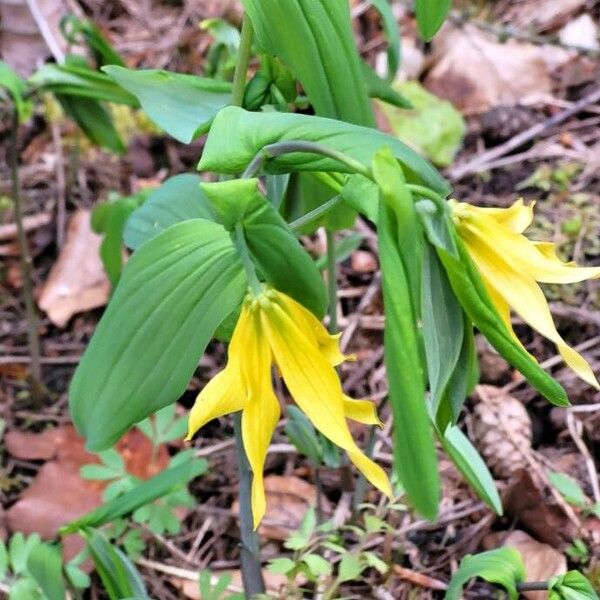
503,469 -> 578,546
425,24 -> 571,114
37,209 -> 110,327
232,475 -> 331,541
471,385 -> 532,479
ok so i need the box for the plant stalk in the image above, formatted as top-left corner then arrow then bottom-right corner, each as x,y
516,581 -> 549,592
233,412 -> 265,598
9,108 -> 42,385
230,13 -> 265,599
326,229 -> 338,334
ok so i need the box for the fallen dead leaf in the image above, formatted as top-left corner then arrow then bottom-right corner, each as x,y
425,24 -> 571,114
6,425 -> 170,559
486,530 -> 567,600
503,469 -> 578,547
559,14 -> 599,52
37,209 -> 110,327
503,0 -> 586,32
232,475 -> 331,541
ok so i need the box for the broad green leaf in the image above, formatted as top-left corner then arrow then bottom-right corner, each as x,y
338,554 -> 365,583
84,529 -> 149,600
422,245 -> 464,418
58,94 -> 125,153
341,175 -> 379,223
199,107 -> 450,196
63,460 -> 206,532
437,237 -> 568,407
361,62 -> 412,109
0,60 -> 32,122
123,174 -> 215,250
416,0 -> 452,41
415,198 -> 458,256
92,190 -> 149,286
444,548 -> 525,600
69,219 -> 247,450
27,543 -> 66,600
378,81 -> 465,167
303,554 -> 332,577
369,0 -> 401,78
9,533 -> 41,575
29,64 -> 137,105
441,426 -> 502,514
549,570 -> 599,600
103,66 -> 231,143
8,577 -> 42,600
548,472 -> 587,508
201,178 -> 327,317
376,153 -> 439,519
268,558 -> 297,575
242,0 -> 374,126
266,174 -> 291,209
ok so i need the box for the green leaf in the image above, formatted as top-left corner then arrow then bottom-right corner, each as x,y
8,577 -> 42,600
441,425 -> 502,514
415,198 -> 458,256
29,64 -> 137,105
92,190 -> 149,286
369,0 -> 401,78
201,178 -> 327,317
242,0 -> 374,125
103,66 -> 232,143
341,175 -> 379,223
303,554 -> 332,577
377,81 -> 465,167
416,0 -> 452,41
199,107 -> 450,196
26,543 -> 66,600
123,174 -> 215,250
84,529 -> 149,600
338,553 -> 365,583
62,460 -> 206,532
69,219 -> 247,450
444,548 -> 525,600
361,62 -> 412,109
548,472 -> 587,508
375,151 -> 439,519
422,245 -> 464,419
268,557 -> 297,576
437,237 -> 569,407
61,16 -> 126,67
285,406 -> 323,465
9,533 -> 41,575
549,570 -> 599,600
0,540 -> 7,581
57,94 -> 125,153
0,60 -> 32,122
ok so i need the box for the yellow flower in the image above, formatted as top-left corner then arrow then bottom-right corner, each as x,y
450,199 -> 600,388
187,288 -> 391,527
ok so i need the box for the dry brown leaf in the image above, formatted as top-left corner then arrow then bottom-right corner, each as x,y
232,475 -> 331,541
472,385 -> 532,479
6,425 -> 170,558
37,209 -> 110,327
503,530 -> 567,600
425,24 -> 571,114
503,0 -> 586,32
504,469 -> 578,546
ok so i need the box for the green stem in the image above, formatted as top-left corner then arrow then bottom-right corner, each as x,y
9,108 -> 42,386
242,141 -> 372,179
406,184 -> 447,205
229,15 -> 265,598
326,229 -> 338,334
289,194 -> 343,231
230,15 -> 254,107
233,412 -> 265,598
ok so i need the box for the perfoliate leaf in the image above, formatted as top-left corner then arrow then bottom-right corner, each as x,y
441,425 -> 502,515
199,107 -> 449,195
201,178 -> 328,317
242,0 -> 373,125
444,548 -> 525,600
103,66 -> 232,143
123,174 -> 216,250
69,219 -> 247,450
549,570 -> 599,600
375,150 -> 439,519
416,0 -> 452,41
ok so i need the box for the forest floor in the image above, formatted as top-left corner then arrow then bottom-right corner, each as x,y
1,0 -> 600,598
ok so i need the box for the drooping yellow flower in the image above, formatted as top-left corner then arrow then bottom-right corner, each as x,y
187,288 -> 391,527
450,199 -> 600,388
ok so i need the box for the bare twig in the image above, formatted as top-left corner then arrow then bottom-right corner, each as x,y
449,87 -> 600,181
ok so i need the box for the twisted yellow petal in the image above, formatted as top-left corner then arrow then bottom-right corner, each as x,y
239,308 -> 280,528
343,396 -> 383,427
261,300 -> 391,497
